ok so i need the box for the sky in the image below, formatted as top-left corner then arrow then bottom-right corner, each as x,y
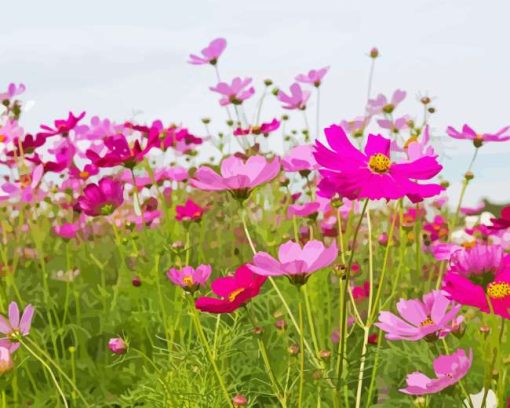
1,0 -> 509,206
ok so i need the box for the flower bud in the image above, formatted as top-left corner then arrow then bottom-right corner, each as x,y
275,319 -> 287,331
288,343 -> 300,356
319,350 -> 331,361
264,79 -> 273,86
369,47 -> 379,58
132,276 -> 142,287
464,171 -> 474,181
232,394 -> 248,407
0,347 -> 13,374
108,337 -> 128,355
201,117 -> 211,124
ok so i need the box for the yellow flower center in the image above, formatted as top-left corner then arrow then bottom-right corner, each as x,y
183,276 -> 194,287
368,153 -> 392,174
419,317 -> 434,327
0,135 -> 6,143
228,288 -> 245,302
79,171 -> 90,179
487,282 -> 510,299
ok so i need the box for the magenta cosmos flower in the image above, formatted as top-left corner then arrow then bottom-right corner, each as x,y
86,133 -> 157,169
400,348 -> 472,395
210,77 -> 255,106
233,119 -> 280,136
77,177 -> 124,216
443,244 -> 510,318
447,124 -> 510,147
38,111 -> 86,138
287,202 -> 320,218
314,125 -> 444,202
282,145 -> 318,173
375,291 -> 461,341
167,265 -> 212,294
295,66 -> 329,87
277,83 -> 310,110
195,265 -> 266,314
367,89 -> 406,115
490,205 -> 510,230
190,155 -> 280,200
188,38 -> 227,65
0,302 -> 35,353
249,240 -> 337,286
175,199 -> 206,223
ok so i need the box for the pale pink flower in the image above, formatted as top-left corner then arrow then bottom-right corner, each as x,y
282,145 -> 318,172
188,38 -> 227,65
210,77 -> 255,106
0,302 -> 35,352
400,349 -> 472,395
295,66 -> 329,87
367,89 -> 406,115
277,83 -> 310,110
249,240 -> 338,285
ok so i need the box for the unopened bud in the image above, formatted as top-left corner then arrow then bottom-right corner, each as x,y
201,117 -> 210,124
464,171 -> 474,181
232,394 -> 248,407
369,47 -> 379,58
264,79 -> 273,86
288,343 -> 300,356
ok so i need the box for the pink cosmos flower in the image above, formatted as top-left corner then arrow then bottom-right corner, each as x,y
405,125 -> 436,161
377,116 -> 409,134
0,347 -> 13,374
314,125 -> 444,202
400,349 -> 472,395
367,90 -> 406,115
423,216 -> 449,243
108,337 -> 128,355
490,206 -> 510,230
0,302 -> 35,353
375,291 -> 461,341
44,139 -> 76,173
190,155 -> 280,200
340,117 -> 370,139
277,83 -> 310,110
77,177 -> 124,216
38,112 -> 86,138
461,202 -> 485,216
352,281 -> 370,302
234,119 -> 280,136
53,222 -> 82,240
175,199 -> 206,222
86,133 -> 158,169
295,66 -> 329,87
443,244 -> 510,318
249,240 -> 338,285
167,265 -> 212,293
447,124 -> 510,147
0,83 -> 26,101
210,77 -> 255,106
282,145 -> 318,173
188,38 -> 227,65
0,164 -> 44,203
0,119 -> 23,145
287,202 -> 320,218
195,265 -> 266,314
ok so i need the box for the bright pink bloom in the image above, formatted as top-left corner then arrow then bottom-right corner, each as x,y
195,265 -> 266,314
234,119 -> 280,136
287,202 -> 320,218
86,133 -> 157,169
0,302 -> 35,353
175,199 -> 206,222
443,245 -> 510,318
77,177 -> 124,216
38,112 -> 86,138
314,125 -> 444,202
108,337 -> 128,355
367,90 -> 406,115
400,349 -> 472,395
447,124 -> 510,146
352,281 -> 370,302
1,164 -> 44,203
375,291 -> 461,341
210,77 -> 255,106
282,145 -> 317,173
249,240 -> 337,285
0,347 -> 13,374
490,206 -> 510,230
277,83 -> 310,110
53,222 -> 81,240
191,155 -> 280,200
188,38 -> 227,65
167,265 -> 212,293
295,66 -> 329,87
423,216 -> 449,242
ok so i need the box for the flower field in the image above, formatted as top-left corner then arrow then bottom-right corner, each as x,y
0,37 -> 509,407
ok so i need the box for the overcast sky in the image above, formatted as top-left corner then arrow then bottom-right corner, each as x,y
1,0 -> 509,206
